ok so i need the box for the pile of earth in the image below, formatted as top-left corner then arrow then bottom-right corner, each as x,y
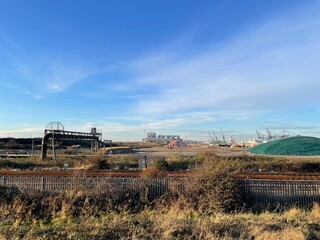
167,140 -> 188,149
248,136 -> 320,156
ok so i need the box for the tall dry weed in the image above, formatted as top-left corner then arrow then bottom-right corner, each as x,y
171,156 -> 244,213
88,152 -> 110,170
141,167 -> 166,179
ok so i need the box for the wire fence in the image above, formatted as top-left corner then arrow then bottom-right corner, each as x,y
0,175 -> 184,197
1,175 -> 320,206
239,179 -> 320,207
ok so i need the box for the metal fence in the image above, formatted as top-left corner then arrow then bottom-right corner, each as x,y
0,175 -> 184,197
240,179 -> 320,206
1,175 -> 320,206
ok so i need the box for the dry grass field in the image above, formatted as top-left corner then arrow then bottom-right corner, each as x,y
1,197 -> 319,239
1,147 -> 320,239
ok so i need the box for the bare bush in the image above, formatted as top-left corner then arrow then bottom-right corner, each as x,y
172,156 -> 244,213
88,152 -> 110,170
141,167 -> 166,179
152,157 -> 169,170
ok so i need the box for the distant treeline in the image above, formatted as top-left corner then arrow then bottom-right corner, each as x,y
0,138 -> 42,149
0,138 -> 157,150
0,137 -> 93,149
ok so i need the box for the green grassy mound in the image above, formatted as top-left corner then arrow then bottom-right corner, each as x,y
248,136 -> 320,156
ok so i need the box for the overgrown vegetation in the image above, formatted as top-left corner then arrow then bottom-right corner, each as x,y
173,158 -> 244,213
3,149 -> 320,173
88,152 -> 110,170
109,155 -> 139,170
0,159 -> 38,170
151,157 -> 169,170
0,184 -> 319,239
141,167 -> 166,178
1,150 -> 320,239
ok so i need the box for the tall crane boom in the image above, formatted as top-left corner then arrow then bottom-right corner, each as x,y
266,129 -> 273,140
208,131 -> 214,141
220,128 -> 226,143
212,131 -> 218,141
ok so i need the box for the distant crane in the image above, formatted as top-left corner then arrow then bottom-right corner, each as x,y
212,131 -> 218,141
256,130 -> 266,141
230,135 -> 236,144
265,129 -> 296,141
266,129 -> 273,140
220,128 -> 227,143
209,130 -> 219,142
255,129 -> 296,143
256,130 -> 261,139
208,131 -> 214,142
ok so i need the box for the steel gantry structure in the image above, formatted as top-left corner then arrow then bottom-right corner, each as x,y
41,122 -> 102,161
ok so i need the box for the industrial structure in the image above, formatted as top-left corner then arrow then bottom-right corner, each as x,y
208,129 -> 230,147
143,132 -> 182,143
41,122 -> 102,161
255,129 -> 296,142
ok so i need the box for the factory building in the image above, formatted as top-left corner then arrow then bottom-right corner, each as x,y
143,132 -> 181,143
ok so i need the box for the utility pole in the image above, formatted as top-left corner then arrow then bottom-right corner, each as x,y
31,138 -> 34,158
52,132 -> 56,161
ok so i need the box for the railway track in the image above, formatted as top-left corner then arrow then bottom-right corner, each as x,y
0,170 -> 189,178
0,170 -> 319,180
234,172 -> 320,180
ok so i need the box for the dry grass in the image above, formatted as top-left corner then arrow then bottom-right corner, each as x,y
1,150 -> 320,239
141,167 -> 166,178
166,156 -> 244,214
1,198 -> 319,239
0,187 -> 319,239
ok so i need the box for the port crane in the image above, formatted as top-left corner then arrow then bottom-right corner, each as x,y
220,128 -> 227,144
209,131 -> 219,142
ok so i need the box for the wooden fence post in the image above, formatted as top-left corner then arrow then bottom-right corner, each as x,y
42,176 -> 46,191
1,176 -> 5,186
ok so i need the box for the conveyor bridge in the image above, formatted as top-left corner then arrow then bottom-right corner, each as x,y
41,122 -> 102,160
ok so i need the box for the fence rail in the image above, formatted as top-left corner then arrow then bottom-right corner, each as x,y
240,179 -> 320,206
0,175 -> 184,197
1,175 -> 320,206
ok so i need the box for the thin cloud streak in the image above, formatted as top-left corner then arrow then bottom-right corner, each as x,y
0,37 -> 114,99
260,125 -> 318,130
124,4 -> 320,121
13,57 -> 97,98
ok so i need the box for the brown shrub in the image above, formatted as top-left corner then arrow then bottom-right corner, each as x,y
88,152 -> 110,170
152,157 -> 169,170
196,149 -> 216,162
172,156 -> 244,213
141,167 -> 166,179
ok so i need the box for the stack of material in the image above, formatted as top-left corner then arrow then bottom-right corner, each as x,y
167,140 -> 188,149
248,136 -> 320,156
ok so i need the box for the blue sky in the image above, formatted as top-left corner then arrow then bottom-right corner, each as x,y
1,0 -> 320,141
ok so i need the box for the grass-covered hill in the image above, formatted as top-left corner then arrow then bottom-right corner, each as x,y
248,136 -> 320,156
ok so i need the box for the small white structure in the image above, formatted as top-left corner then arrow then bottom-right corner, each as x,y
143,132 -> 181,143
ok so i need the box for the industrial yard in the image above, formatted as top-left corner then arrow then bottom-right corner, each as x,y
1,123 -> 320,239
2,0 -> 320,238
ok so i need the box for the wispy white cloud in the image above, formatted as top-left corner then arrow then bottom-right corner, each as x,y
0,37 -> 114,99
260,125 -> 318,131
73,109 -> 266,140
13,57 -> 97,98
0,83 -> 31,95
122,3 -> 320,122
0,126 -> 44,138
1,3 -> 320,140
